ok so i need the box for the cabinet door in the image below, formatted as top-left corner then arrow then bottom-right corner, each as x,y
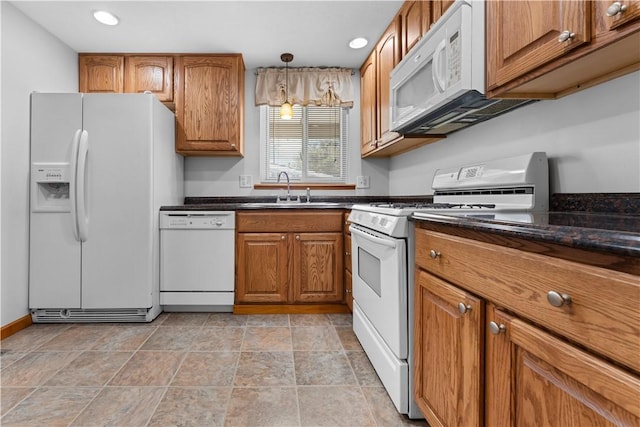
594,0 -> 640,34
292,232 -> 343,303
414,268 -> 483,427
344,269 -> 353,312
175,55 -> 244,156
376,17 -> 401,146
124,56 -> 173,101
236,233 -> 289,303
360,52 -> 377,156
401,0 -> 425,55
431,0 -> 455,26
486,306 -> 640,426
79,55 -> 124,93
486,0 -> 590,91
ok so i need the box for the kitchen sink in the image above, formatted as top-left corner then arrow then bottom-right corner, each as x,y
239,202 -> 343,208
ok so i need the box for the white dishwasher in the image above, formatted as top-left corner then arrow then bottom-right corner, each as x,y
160,211 -> 235,311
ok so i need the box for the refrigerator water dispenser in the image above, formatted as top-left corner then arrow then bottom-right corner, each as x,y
31,162 -> 71,212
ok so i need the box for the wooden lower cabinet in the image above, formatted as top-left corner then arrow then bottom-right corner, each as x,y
235,233 -> 289,303
293,233 -> 343,303
235,211 -> 344,305
486,305 -> 640,426
344,211 -> 353,311
414,269 -> 483,427
414,225 -> 640,427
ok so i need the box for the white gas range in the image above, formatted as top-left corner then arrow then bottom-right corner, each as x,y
348,152 -> 549,419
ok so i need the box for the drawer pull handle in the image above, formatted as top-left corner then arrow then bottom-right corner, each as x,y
458,302 -> 472,314
607,1 -> 627,16
547,291 -> 572,307
281,235 -> 286,240
429,249 -> 441,259
489,321 -> 506,335
558,30 -> 575,43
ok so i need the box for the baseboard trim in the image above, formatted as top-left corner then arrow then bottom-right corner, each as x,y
233,304 -> 351,315
1,314 -> 33,340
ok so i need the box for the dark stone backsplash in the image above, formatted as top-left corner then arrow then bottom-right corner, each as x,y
550,193 -> 640,215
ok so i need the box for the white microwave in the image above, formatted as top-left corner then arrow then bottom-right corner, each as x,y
390,0 -> 533,135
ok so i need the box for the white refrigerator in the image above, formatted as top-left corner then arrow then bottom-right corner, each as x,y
29,93 -> 184,322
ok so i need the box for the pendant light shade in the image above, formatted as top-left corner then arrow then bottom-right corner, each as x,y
280,53 -> 294,120
280,101 -> 293,120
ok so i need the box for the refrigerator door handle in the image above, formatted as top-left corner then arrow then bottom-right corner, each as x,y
69,129 -> 82,241
76,130 -> 89,242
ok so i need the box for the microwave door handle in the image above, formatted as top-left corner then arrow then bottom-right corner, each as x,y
432,39 -> 447,93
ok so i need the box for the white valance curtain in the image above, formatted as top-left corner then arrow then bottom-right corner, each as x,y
255,67 -> 354,108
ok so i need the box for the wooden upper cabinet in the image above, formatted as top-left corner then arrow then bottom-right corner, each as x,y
594,0 -> 640,34
375,17 -> 401,147
174,54 -> 245,156
124,56 -> 173,102
79,55 -> 124,93
359,52 -> 377,156
359,2 -> 445,158
401,1 -> 426,55
485,305 -> 640,427
431,0 -> 455,27
486,0 -> 590,92
486,0 -> 639,99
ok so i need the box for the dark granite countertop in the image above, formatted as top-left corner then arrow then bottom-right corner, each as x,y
161,193 -> 639,258
411,211 -> 640,258
160,195 -> 434,211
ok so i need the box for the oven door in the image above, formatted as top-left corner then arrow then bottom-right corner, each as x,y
350,224 -> 407,359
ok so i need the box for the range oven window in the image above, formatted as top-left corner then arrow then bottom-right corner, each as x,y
357,247 -> 381,297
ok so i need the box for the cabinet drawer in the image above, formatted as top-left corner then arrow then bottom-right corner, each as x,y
237,211 -> 343,233
415,228 -> 640,372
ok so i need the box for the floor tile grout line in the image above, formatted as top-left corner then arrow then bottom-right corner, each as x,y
0,385 -> 39,422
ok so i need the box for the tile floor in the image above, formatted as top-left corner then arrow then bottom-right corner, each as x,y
0,312 -> 428,427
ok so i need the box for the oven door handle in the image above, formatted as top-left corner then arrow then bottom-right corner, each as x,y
350,226 -> 397,249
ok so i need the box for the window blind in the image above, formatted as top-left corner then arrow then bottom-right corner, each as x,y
263,105 -> 348,183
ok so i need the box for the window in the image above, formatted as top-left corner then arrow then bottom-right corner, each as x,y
261,104 -> 348,183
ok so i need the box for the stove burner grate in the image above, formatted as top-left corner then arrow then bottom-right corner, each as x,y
370,202 -> 497,210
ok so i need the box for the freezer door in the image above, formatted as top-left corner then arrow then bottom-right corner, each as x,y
29,93 -> 83,309
80,94 -> 155,309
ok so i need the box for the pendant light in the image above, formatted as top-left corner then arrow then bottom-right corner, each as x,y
280,53 -> 294,120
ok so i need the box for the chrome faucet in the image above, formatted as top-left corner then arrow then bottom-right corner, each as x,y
277,171 -> 291,202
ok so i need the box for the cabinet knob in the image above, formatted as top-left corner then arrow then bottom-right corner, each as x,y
458,302 -> 472,314
607,1 -> 627,16
429,249 -> 441,259
281,235 -> 286,240
488,321 -> 506,335
547,291 -> 572,307
345,289 -> 352,294
295,235 -> 300,240
557,30 -> 576,43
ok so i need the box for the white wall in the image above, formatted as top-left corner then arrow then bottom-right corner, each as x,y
388,71 -> 640,195
1,2 -> 77,326
184,70 -> 391,197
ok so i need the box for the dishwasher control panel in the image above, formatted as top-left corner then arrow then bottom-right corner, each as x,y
160,211 -> 235,229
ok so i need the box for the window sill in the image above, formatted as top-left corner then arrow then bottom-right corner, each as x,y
254,183 -> 356,190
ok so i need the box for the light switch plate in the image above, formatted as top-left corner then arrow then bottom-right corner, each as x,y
239,175 -> 253,188
356,175 -> 370,189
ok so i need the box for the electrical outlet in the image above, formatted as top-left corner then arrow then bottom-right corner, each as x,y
239,175 -> 253,188
356,175 -> 370,189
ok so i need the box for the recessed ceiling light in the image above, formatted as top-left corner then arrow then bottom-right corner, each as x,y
349,37 -> 368,49
93,10 -> 119,26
